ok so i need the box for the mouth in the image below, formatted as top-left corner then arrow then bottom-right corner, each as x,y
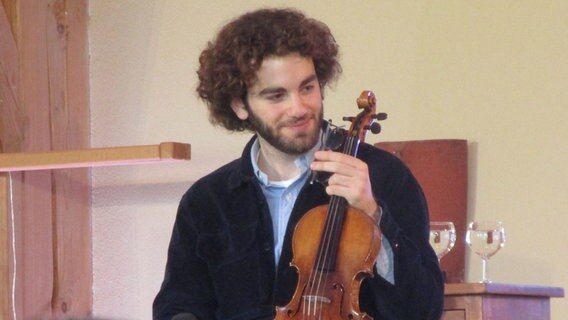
284,116 -> 313,130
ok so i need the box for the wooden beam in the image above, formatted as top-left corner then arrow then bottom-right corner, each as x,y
0,142 -> 191,172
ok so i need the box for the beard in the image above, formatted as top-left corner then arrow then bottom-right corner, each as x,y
247,106 -> 323,155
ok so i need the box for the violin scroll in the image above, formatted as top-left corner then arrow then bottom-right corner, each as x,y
356,90 -> 376,110
343,90 -> 387,143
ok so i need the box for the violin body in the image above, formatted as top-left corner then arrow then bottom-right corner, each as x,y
275,91 -> 386,320
275,204 -> 381,319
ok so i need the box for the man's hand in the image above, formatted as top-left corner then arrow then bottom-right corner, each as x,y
310,150 -> 378,218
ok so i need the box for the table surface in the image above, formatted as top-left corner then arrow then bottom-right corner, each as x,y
445,282 -> 565,298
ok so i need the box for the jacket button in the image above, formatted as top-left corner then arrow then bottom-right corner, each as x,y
263,243 -> 271,252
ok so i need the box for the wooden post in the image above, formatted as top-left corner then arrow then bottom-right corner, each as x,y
0,0 -> 91,318
47,0 -> 92,317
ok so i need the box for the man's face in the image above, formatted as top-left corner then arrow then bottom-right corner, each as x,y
232,53 -> 323,155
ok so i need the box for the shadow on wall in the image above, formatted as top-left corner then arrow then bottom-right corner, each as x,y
92,180 -> 196,207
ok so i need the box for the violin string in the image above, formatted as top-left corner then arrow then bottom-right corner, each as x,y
309,170 -> 341,315
305,187 -> 335,316
306,151 -> 345,317
304,125 -> 335,318
315,195 -> 341,316
300,114 -> 370,318
320,135 -> 357,318
329,135 -> 357,317
306,134 -> 357,318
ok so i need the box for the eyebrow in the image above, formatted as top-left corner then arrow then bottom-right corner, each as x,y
257,74 -> 318,97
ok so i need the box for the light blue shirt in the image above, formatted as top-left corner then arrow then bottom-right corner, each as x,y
250,139 -> 314,266
250,137 -> 394,284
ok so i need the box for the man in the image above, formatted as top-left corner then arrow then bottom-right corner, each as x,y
153,7 -> 444,320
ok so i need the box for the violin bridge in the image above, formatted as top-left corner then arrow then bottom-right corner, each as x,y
302,295 -> 332,304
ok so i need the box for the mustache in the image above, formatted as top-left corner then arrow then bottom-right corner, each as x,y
281,114 -> 313,127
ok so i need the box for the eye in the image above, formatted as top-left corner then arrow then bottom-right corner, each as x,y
301,83 -> 317,94
266,92 -> 286,102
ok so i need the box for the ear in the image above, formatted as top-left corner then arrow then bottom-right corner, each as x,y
231,98 -> 249,120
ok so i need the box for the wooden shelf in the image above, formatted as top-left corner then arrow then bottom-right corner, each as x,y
0,142 -> 191,172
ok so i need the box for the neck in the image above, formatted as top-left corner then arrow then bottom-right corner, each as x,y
256,137 -> 301,181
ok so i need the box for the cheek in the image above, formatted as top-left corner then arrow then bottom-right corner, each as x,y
307,96 -> 323,112
251,107 -> 283,126
307,89 -> 323,106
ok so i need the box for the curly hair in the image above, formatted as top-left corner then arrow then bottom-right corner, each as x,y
196,8 -> 342,132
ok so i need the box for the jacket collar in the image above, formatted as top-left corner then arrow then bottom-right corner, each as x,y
227,135 -> 258,191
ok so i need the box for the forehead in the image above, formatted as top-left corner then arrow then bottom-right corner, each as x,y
248,54 -> 316,92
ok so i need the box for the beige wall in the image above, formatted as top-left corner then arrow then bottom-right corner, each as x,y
89,1 -> 568,319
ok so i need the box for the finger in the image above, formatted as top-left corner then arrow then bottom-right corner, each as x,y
311,151 -> 364,174
314,150 -> 352,163
328,173 -> 356,188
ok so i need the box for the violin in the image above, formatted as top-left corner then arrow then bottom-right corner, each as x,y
275,91 -> 387,319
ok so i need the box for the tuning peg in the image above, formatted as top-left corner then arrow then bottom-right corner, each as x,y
374,113 -> 388,121
342,116 -> 355,122
365,122 -> 382,134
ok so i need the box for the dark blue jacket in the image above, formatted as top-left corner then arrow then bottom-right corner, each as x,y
153,136 -> 444,320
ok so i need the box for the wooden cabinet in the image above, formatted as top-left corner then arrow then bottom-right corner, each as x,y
443,283 -> 564,320
375,140 -> 468,283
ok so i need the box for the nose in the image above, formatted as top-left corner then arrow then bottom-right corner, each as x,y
288,93 -> 309,118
